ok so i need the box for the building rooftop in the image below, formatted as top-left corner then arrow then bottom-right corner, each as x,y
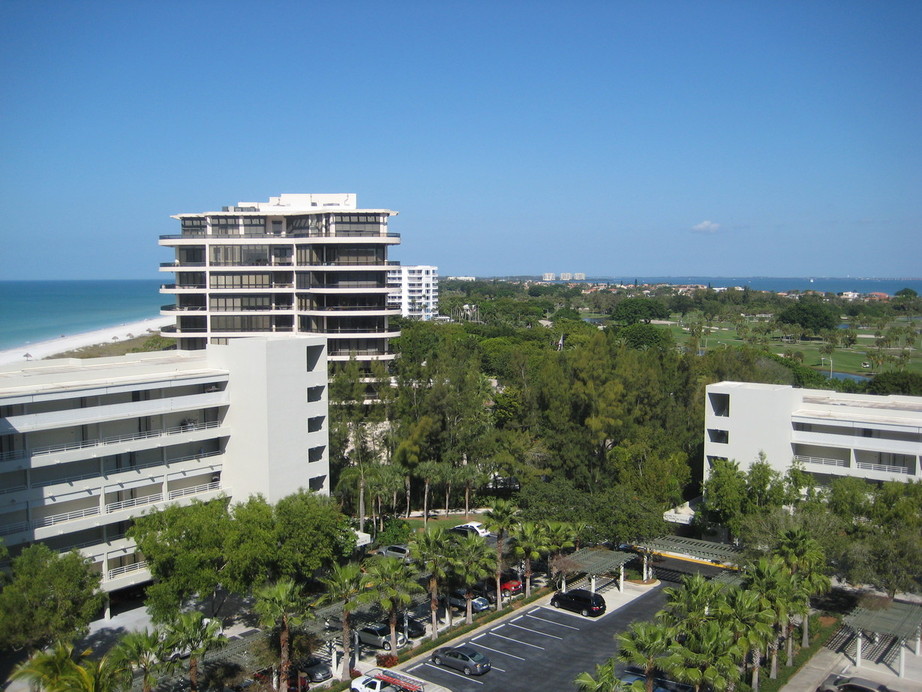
172,193 -> 397,218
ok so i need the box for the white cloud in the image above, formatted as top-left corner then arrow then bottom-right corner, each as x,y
691,220 -> 720,234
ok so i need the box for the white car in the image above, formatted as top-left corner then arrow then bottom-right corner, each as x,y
451,521 -> 491,537
350,676 -> 398,692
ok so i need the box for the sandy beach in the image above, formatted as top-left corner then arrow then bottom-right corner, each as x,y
0,317 -> 173,367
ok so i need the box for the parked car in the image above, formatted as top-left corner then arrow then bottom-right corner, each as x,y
430,645 -> 491,676
818,675 -> 892,692
550,588 -> 607,617
450,521 -> 491,537
356,623 -> 407,651
350,676 -> 398,692
293,656 -> 332,683
378,544 -> 411,562
395,615 -> 426,640
474,573 -> 523,602
446,588 -> 491,613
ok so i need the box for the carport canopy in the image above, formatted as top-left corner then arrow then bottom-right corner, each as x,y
636,536 -> 742,565
568,547 -> 635,576
844,601 -> 922,642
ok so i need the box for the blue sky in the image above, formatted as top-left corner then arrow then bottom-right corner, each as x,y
1,1 -> 920,280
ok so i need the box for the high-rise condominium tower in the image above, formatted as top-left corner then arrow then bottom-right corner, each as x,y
159,194 -> 400,364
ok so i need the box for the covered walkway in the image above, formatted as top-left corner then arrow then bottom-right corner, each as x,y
563,547 -> 635,593
840,600 -> 922,679
634,536 -> 742,579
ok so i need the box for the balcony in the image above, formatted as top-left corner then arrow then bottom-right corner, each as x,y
161,283 -> 207,291
795,454 -> 848,468
160,262 -> 206,268
161,304 -> 207,312
855,461 -> 913,475
29,420 -> 223,459
107,561 -> 148,581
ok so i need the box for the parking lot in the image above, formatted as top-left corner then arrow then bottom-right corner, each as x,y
401,583 -> 668,692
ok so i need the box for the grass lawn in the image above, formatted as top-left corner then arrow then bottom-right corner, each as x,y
405,513 -> 484,533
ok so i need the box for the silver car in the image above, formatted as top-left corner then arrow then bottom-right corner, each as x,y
818,675 -> 892,692
431,646 -> 491,676
356,623 -> 407,651
378,544 -> 411,562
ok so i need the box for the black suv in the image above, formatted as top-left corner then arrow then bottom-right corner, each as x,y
550,588 -> 606,617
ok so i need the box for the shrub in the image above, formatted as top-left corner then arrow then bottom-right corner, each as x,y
376,653 -> 399,668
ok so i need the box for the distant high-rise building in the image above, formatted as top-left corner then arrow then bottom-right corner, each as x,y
574,273 -> 586,281
542,273 -> 556,281
159,194 -> 400,365
388,265 -> 439,320
560,272 -> 573,281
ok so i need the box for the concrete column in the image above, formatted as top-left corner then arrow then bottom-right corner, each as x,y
856,631 -> 862,667
916,626 -> 921,656
561,575 -> 566,592
104,594 -> 111,620
643,554 -> 649,581
619,565 -> 624,592
590,575 -> 596,593
899,640 -> 905,678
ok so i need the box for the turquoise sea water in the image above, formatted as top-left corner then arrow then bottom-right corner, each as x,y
0,280 -> 164,351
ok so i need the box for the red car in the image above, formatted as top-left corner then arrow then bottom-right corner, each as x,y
475,573 -> 523,602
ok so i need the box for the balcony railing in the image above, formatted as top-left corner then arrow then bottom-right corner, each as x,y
161,284 -> 207,290
795,455 -> 848,468
32,450 -> 223,489
169,480 -> 221,500
160,231 -> 400,240
36,505 -> 101,528
29,420 -> 222,457
107,561 -> 148,580
0,521 -> 31,536
161,304 -> 207,311
160,262 -> 206,267
855,461 -> 912,474
106,494 -> 163,513
0,449 -> 28,462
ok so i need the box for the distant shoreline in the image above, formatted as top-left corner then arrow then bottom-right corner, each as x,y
0,317 -> 173,367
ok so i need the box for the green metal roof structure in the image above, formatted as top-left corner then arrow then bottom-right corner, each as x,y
844,601 -> 922,641
709,571 -> 745,588
568,547 -> 635,575
637,536 -> 742,565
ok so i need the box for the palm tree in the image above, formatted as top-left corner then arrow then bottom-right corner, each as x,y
617,621 -> 673,692
10,640 -> 82,692
254,579 -> 304,691
411,527 -> 456,640
359,557 -> 424,652
483,499 -> 521,611
112,628 -> 169,692
658,574 -> 724,632
745,557 -> 795,680
574,658 -> 630,691
511,521 -> 549,597
451,534 -> 495,624
663,620 -> 742,692
318,562 -> 363,681
722,588 -> 775,692
772,527 -> 830,649
165,611 -> 227,692
59,653 -> 130,692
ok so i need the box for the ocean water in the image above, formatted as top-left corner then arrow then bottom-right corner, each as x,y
0,280 -> 164,351
594,276 -> 922,295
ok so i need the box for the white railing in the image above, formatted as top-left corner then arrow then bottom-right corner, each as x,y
30,421 -> 222,457
107,561 -> 148,580
795,455 -> 848,468
0,520 -> 31,536
36,505 -> 101,527
32,450 -> 223,489
856,461 -> 912,474
663,512 -> 694,525
106,493 -> 163,514
169,481 -> 220,500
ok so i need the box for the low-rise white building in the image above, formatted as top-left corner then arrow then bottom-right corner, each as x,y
387,265 -> 439,320
704,381 -> 922,484
0,336 -> 329,593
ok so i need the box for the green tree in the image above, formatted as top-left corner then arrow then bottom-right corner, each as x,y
663,620 -> 742,692
510,522 -> 549,597
411,527 -> 456,640
274,490 -> 357,582
360,557 -> 424,652
10,640 -> 83,692
745,557 -> 795,679
253,579 -> 304,691
617,621 -> 673,692
700,459 -> 748,537
164,611 -> 227,692
59,652 -> 129,692
223,495 -> 277,593
0,544 -> 103,651
451,534 -> 495,625
483,499 -> 521,611
575,658 -> 632,691
128,498 -> 230,622
777,301 -> 839,335
722,588 -> 775,692
318,562 -> 363,682
112,629 -> 170,692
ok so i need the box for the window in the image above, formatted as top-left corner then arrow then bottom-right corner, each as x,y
708,392 -> 730,417
307,386 -> 324,403
707,429 -> 729,444
306,345 -> 323,371
308,416 -> 325,433
308,446 -> 325,463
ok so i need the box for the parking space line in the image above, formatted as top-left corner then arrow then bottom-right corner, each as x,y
528,610 -> 580,630
536,605 -> 593,621
507,622 -> 563,639
418,662 -> 485,683
468,642 -> 526,660
488,631 -> 545,649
